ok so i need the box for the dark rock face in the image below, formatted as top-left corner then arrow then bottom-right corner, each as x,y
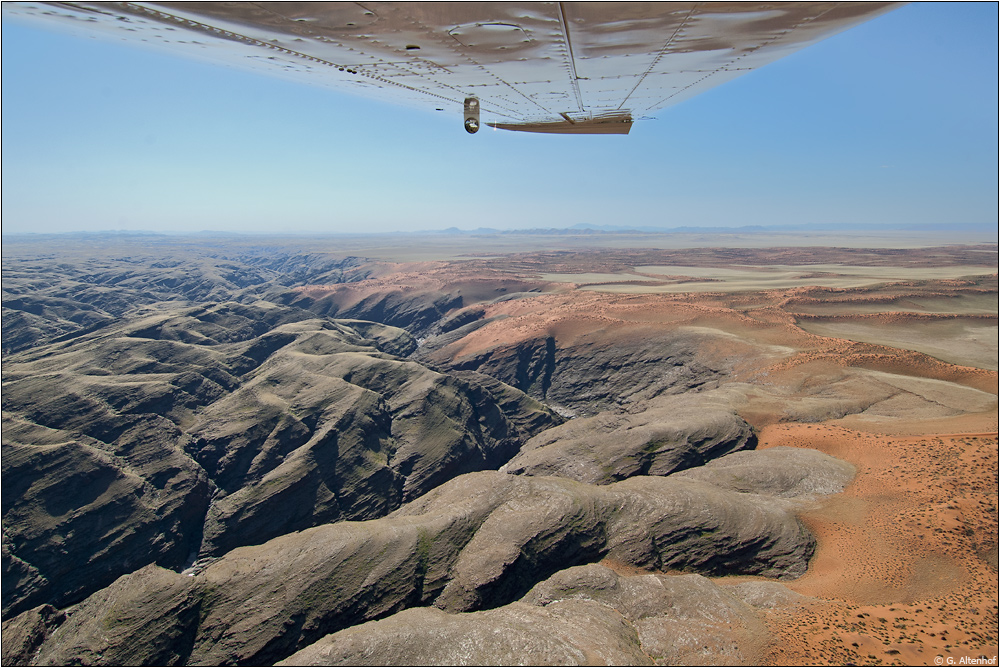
2,302 -> 559,619
425,332 -> 726,415
1,415 -> 210,618
0,604 -> 66,667
278,289 -> 465,338
3,458 -> 831,666
279,562 -> 781,666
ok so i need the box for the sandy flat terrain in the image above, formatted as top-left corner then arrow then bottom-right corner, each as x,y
797,318 -> 998,370
791,293 -> 1000,316
571,264 -> 998,293
754,417 -> 998,666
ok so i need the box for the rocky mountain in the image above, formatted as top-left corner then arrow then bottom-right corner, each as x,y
280,563 -> 811,666
3,447 -> 849,666
1,242 -> 373,355
2,299 -> 560,621
0,237 -> 898,666
501,395 -> 758,483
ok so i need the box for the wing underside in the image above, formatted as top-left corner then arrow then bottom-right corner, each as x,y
4,1 -> 899,133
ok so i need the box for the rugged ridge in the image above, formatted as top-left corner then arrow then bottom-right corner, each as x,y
2,448 -> 843,666
1,243 -> 373,355
1,302 -> 559,618
277,563 -> 793,666
502,395 -> 758,483
419,330 -> 727,415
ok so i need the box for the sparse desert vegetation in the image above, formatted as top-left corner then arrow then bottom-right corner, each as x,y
2,233 -> 996,666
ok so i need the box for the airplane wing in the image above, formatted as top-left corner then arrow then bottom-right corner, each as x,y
3,2 -> 900,134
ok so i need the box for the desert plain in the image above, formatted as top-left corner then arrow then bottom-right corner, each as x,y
1,230 -> 997,666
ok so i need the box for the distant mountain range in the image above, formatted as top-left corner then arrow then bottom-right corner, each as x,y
6,222 -> 996,239
429,222 -> 997,236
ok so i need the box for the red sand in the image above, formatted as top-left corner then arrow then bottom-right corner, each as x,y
757,418 -> 998,666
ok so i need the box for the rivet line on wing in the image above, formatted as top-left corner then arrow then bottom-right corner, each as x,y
357,28 -> 524,119
443,38 -> 554,116
250,0 -> 523,121
617,2 -> 700,111
113,1 -> 459,106
642,3 -> 844,113
390,8 -> 550,118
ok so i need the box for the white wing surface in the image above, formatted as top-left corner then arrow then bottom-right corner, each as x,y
4,2 -> 900,133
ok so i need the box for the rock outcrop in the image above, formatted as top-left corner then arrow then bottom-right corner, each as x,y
421,331 -> 727,415
5,238 -> 933,667
279,599 -> 650,666
276,562 -> 805,666
3,455 -> 834,666
2,303 -> 558,619
672,446 -> 856,499
502,396 -> 757,483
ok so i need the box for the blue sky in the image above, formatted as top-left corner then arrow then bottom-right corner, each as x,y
2,2 -> 997,235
